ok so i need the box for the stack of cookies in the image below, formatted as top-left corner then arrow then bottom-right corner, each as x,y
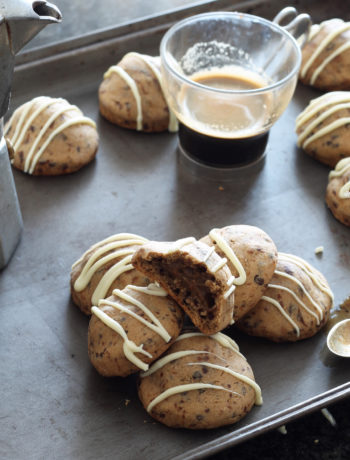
70,225 -> 333,429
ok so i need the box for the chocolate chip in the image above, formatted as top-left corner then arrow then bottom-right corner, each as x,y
192,371 -> 202,379
254,275 -> 264,286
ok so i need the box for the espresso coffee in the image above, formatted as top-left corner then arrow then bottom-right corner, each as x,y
178,67 -> 271,167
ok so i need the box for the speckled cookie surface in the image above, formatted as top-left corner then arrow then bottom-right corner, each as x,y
296,91 -> 350,167
137,331 -> 260,429
5,96 -> 98,175
99,52 -> 176,132
132,237 -> 235,335
237,253 -> 333,342
88,284 -> 184,377
200,225 -> 277,321
299,19 -> 350,91
71,233 -> 150,315
326,157 -> 350,226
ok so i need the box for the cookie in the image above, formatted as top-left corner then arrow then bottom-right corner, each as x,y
296,91 -> 350,167
200,225 -> 277,321
71,233 -> 150,315
326,157 -> 350,226
138,331 -> 262,429
99,52 -> 178,133
4,96 -> 98,175
237,253 -> 333,342
88,284 -> 184,377
299,19 -> 350,91
132,237 -> 235,335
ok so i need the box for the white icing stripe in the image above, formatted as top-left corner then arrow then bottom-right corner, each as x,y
209,229 -> 246,286
91,255 -> 134,305
268,284 -> 320,324
329,157 -> 350,179
72,233 -> 148,269
141,350 -> 211,377
147,383 -> 240,413
175,332 -> 245,359
24,105 -> 81,172
278,252 -> 334,304
5,99 -> 32,140
301,22 -> 350,79
339,182 -> 350,199
224,284 -> 236,300
91,306 -> 152,371
74,239 -> 145,291
261,295 -> 300,337
111,288 -> 171,342
303,117 -> 350,150
296,92 -> 350,127
127,284 -> 168,297
212,257 -> 227,273
311,41 -> 350,85
187,362 -> 262,405
203,246 -> 215,262
168,236 -> 196,252
297,102 -> 350,147
105,66 -> 143,130
274,270 -> 324,320
126,52 -> 178,132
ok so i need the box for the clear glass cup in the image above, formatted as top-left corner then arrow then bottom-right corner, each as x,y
160,10 -> 304,169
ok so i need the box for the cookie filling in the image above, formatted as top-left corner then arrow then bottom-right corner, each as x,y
136,254 -> 224,325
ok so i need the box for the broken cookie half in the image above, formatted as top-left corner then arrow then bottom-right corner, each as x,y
131,237 -> 235,334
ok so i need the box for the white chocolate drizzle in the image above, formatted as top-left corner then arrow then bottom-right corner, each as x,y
301,19 -> 350,84
261,252 -> 333,337
91,306 -> 152,371
147,383 -> 240,413
296,92 -> 350,149
102,288 -> 171,342
73,233 -> 148,305
329,157 -> 350,199
141,350 -> 211,377
104,52 -> 178,132
5,96 -> 96,174
167,236 -> 196,253
127,283 -> 168,297
261,295 -> 300,337
175,331 -> 244,358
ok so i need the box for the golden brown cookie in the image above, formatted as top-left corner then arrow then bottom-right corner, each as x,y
299,19 -> 350,91
237,253 -> 333,342
99,52 -> 178,133
200,225 -> 277,321
138,331 -> 262,429
326,157 -> 350,226
71,233 -> 150,315
4,96 -> 98,175
132,237 -> 235,335
89,284 -> 184,377
296,91 -> 350,167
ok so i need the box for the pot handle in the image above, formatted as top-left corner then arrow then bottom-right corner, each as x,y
273,7 -> 312,47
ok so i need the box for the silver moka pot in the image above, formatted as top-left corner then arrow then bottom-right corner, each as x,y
0,0 -> 61,269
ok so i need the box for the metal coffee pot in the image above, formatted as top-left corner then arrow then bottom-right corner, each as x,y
0,0 -> 61,269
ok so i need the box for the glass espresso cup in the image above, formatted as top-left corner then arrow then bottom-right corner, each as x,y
160,10 -> 306,168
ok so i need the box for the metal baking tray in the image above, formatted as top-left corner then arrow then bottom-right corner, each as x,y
1,1 -> 350,459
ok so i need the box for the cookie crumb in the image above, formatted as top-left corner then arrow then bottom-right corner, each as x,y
125,399 -> 131,407
321,408 -> 336,426
314,246 -> 324,255
314,439 -> 319,444
277,425 -> 287,435
218,186 -> 224,191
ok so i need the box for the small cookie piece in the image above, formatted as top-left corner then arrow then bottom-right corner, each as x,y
4,96 -> 98,175
89,284 -> 184,377
299,19 -> 350,91
200,225 -> 277,321
99,52 -> 178,133
326,157 -> 350,226
132,237 -> 235,335
138,331 -> 262,429
71,233 -> 149,315
296,91 -> 350,167
237,253 -> 333,342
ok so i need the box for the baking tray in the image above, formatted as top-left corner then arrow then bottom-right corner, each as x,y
1,1 -> 350,459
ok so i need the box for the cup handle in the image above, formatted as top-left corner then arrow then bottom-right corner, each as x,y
273,7 -> 312,47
